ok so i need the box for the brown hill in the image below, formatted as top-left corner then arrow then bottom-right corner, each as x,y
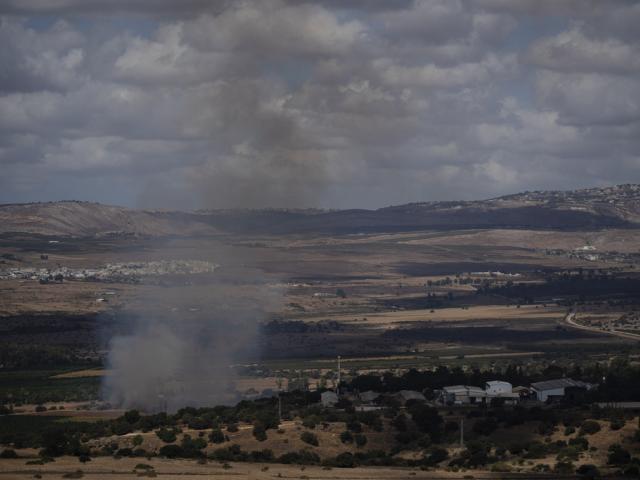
1,184 -> 640,237
0,201 -> 215,237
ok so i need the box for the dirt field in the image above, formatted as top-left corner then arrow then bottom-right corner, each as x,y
308,305 -> 566,327
0,457 -> 539,480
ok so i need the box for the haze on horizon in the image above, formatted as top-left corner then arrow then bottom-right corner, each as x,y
1,0 -> 639,210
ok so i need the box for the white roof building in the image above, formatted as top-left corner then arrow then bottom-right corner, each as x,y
441,385 -> 487,405
530,378 -> 594,402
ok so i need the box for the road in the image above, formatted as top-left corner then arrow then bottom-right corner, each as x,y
564,310 -> 640,341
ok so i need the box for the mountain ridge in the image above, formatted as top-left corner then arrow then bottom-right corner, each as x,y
2,184 -> 640,237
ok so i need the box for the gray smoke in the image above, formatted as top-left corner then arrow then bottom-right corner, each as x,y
102,250 -> 283,411
102,3 -> 333,411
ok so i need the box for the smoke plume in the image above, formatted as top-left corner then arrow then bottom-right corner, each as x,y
102,249 -> 283,411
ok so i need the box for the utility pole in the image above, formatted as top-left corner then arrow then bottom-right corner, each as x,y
278,393 -> 282,424
336,355 -> 341,396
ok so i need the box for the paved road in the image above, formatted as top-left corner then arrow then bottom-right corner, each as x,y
564,310 -> 640,341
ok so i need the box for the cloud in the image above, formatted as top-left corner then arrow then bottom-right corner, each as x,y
527,28 -> 640,74
0,0 -> 639,208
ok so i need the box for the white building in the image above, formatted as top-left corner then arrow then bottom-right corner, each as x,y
441,385 -> 487,405
484,381 -> 520,404
530,378 -> 594,402
485,381 -> 512,395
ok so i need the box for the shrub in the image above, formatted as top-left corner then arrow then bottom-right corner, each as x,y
473,418 -> 498,436
554,461 -> 575,475
340,431 -> 353,444
610,418 -> 625,431
226,423 -> 238,433
155,428 -> 176,443
124,410 -> 141,424
253,422 -> 267,442
0,449 -> 18,459
300,431 -> 319,447
569,436 -> 589,451
424,447 -> 448,466
346,420 -> 362,433
302,416 -> 318,429
580,420 -> 600,436
277,450 -> 320,465
576,464 -> 600,478
159,445 -> 184,458
35,405 -> 47,413
132,435 -> 143,446
564,426 -> 576,435
116,448 -> 133,457
607,444 -> 631,465
354,434 -> 367,448
395,431 -> 420,445
332,452 -> 356,468
209,429 -> 225,444
491,462 -> 512,472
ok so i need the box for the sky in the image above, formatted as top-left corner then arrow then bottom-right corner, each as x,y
1,0 -> 639,210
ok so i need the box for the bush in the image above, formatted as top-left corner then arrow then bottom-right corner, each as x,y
0,449 -> 18,459
35,405 -> 47,413
354,434 -> 367,448
116,448 -> 133,457
554,461 -> 575,475
346,420 -> 362,433
277,450 -> 320,465
155,428 -> 177,443
580,420 -> 600,436
576,464 -> 600,478
569,436 -> 589,451
132,435 -> 143,447
226,423 -> 239,433
395,431 -> 420,445
124,410 -> 141,424
564,426 -> 576,435
300,431 -> 319,447
209,429 -> 225,444
253,422 -> 267,442
302,416 -> 318,429
331,452 -> 356,468
473,417 -> 498,436
159,445 -> 184,458
607,444 -> 631,465
491,462 -> 512,472
424,447 -> 448,466
340,431 -> 353,444
610,418 -> 625,431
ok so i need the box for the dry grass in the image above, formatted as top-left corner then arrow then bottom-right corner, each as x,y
308,305 -> 566,327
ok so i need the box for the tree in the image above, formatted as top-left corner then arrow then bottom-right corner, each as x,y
340,430 -> 353,444
354,434 -> 367,448
607,444 -> 631,465
300,431 -> 319,446
209,429 -> 225,444
253,422 -> 267,442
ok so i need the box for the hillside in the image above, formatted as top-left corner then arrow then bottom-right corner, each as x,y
1,184 -> 640,237
0,202 -> 216,237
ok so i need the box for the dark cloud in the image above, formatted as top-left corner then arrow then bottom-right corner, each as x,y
0,0 -> 639,209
